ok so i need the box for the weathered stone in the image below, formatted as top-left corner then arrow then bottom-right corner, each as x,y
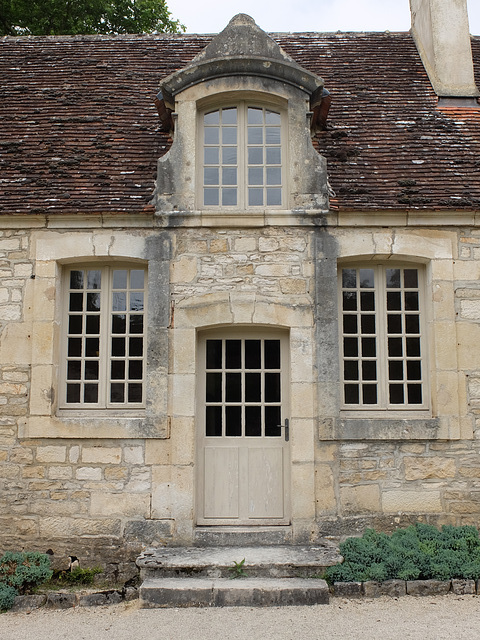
46,592 -> 77,608
406,580 -> 451,596
79,591 -> 123,607
11,594 -> 47,611
404,457 -> 456,480
333,581 -> 363,597
451,579 -> 476,595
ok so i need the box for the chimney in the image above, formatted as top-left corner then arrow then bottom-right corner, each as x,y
410,0 -> 479,97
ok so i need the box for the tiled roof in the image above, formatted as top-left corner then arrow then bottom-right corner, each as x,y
0,32 -> 479,214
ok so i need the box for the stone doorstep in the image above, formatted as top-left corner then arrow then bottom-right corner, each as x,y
140,577 -> 330,608
137,544 -> 342,579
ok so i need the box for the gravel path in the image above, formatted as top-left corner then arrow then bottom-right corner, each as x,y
1,594 -> 480,639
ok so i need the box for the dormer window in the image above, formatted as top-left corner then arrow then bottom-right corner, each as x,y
201,103 -> 284,209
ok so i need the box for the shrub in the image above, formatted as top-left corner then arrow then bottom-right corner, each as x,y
0,551 -> 52,595
325,523 -> 480,583
0,583 -> 17,612
55,566 -> 102,586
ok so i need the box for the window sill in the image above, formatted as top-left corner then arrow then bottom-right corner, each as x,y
155,209 -> 330,228
19,413 -> 169,439
318,416 -> 441,441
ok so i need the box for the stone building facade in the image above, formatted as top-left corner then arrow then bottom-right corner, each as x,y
1,1 -> 480,577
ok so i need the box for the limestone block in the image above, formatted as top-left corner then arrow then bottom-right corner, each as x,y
0,324 -> 32,365
291,419 -> 315,464
340,484 -> 381,514
451,579 -> 476,595
76,467 -> 102,481
105,467 -> 128,481
90,492 -> 150,517
460,299 -> 480,321
123,446 -> 144,465
290,383 -> 314,419
69,446 -> 80,463
404,457 -> 456,480
31,321 -> 55,365
432,322 -> 458,370
0,304 -> 21,321
29,365 -> 54,415
457,323 -> 480,369
290,463 -> 315,520
171,256 -> 197,283
48,466 -> 73,480
171,328 -> 196,374
10,447 -> 33,463
0,289 -> 9,304
254,264 -> 290,277
315,466 -> 336,514
82,447 -> 121,464
170,374 -> 195,416
151,465 -> 172,519
406,580 -> 451,596
0,238 -> 21,251
169,466 -> 195,521
14,263 -> 33,278
21,465 -> 45,479
259,237 -> 279,252
454,260 -> 480,281
433,370 -> 460,416
279,278 -> 307,294
170,416 -> 195,466
209,238 -> 228,253
36,445 -> 67,463
234,237 -> 256,252
145,440 -> 171,466
333,582 -> 363,597
125,469 -> 151,493
383,490 -> 442,513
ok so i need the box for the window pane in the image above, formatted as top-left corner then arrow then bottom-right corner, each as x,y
386,268 -> 401,288
222,147 -> 237,164
266,127 -> 280,144
130,292 -> 144,311
130,270 -> 144,289
343,315 -> 357,334
343,291 -> 357,311
112,337 -> 125,356
362,384 -> 377,404
387,314 -> 402,334
111,361 -> 125,380
128,383 -> 142,403
222,167 -> 237,185
69,315 -> 82,334
222,108 -> 237,124
245,406 -> 261,437
388,337 -> 403,357
407,360 -> 422,380
204,167 -> 219,185
344,337 -> 358,357
404,269 -> 418,288
265,373 -> 280,402
404,291 -> 419,311
266,167 -> 281,185
112,314 -> 126,333
84,383 -> 98,403
86,292 -> 100,312
70,270 -> 83,289
264,340 -> 280,368
342,268 -> 356,288
249,188 -> 263,206
248,167 -> 263,185
407,384 -> 422,404
205,147 -> 219,164
265,406 -> 281,437
226,406 -> 242,436
389,384 -> 404,404
226,340 -> 241,369
247,107 -> 263,124
206,406 -> 222,436
128,360 -> 143,380
226,372 -> 241,402
359,269 -> 374,288
85,338 -> 99,357
245,340 -> 261,369
406,337 -> 421,357
389,360 -> 404,380
387,291 -> 401,310
204,110 -> 220,124
112,292 -> 126,312
406,315 -> 420,334
86,315 -> 100,334
67,361 -> 81,380
245,373 -> 261,402
113,270 -> 127,289
222,188 -> 237,206
266,188 -> 281,205
68,338 -> 82,357
248,148 -> 263,164
360,291 -> 375,311
85,361 -> 99,380
66,384 -> 80,403
345,384 -> 359,404
206,372 -> 222,402
206,340 -> 222,369
222,128 -> 237,144
362,337 -> 376,357
362,361 -> 377,381
265,110 -> 281,124
69,293 -> 83,312
130,315 -> 144,334
204,127 -> 219,144
87,270 -> 101,289
204,188 -> 219,206
248,127 -> 263,144
266,147 -> 281,164
361,314 -> 375,334
344,360 -> 359,380
110,382 -> 124,403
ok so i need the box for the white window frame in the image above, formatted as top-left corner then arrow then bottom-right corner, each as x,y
59,263 -> 147,411
339,263 -> 429,414
198,100 -> 287,210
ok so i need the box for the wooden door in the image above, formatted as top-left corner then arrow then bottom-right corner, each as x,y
197,331 -> 290,525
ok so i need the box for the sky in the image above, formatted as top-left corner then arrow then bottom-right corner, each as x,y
167,0 -> 480,36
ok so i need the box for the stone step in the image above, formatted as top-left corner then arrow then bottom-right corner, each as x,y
194,526 -> 293,547
137,544 -> 341,579
140,577 -> 330,608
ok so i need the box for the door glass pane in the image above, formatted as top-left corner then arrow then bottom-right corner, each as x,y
206,372 -> 222,402
265,373 -> 280,402
226,406 -> 241,436
226,340 -> 241,369
206,340 -> 222,369
113,270 -> 127,289
226,372 -> 241,402
265,340 -> 280,368
245,406 -> 261,436
245,340 -> 261,369
265,406 -> 281,437
245,373 -> 261,402
206,406 -> 222,436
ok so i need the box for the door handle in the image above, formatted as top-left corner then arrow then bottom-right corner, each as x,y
277,418 -> 289,442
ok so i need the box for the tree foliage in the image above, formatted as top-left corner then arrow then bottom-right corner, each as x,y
0,0 -> 184,36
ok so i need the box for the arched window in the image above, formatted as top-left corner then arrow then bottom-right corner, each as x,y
200,102 -> 285,209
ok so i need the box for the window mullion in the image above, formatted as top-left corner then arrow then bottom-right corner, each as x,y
377,266 -> 388,408
99,266 -> 110,408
